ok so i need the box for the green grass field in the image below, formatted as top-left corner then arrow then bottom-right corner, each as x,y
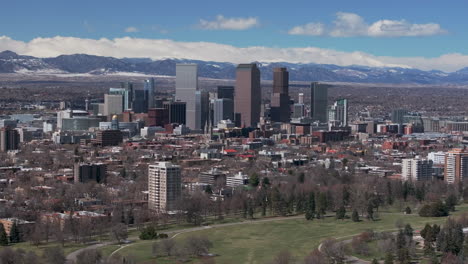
110,204 -> 468,264
9,241 -> 87,256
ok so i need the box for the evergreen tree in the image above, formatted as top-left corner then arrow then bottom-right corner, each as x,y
445,194 -> 458,212
371,259 -> 379,264
250,173 -> 260,187
352,209 -> 360,222
298,172 -> 305,183
405,206 -> 412,214
316,192 -> 327,218
0,223 -> 8,246
367,203 -> 374,220
305,192 -> 315,220
261,177 -> 270,187
336,205 -> 346,220
397,248 -> 411,264
396,230 -> 407,249
404,224 -> 413,240
342,186 -> 350,206
9,222 -> 20,243
386,182 -> 394,205
384,252 -> 394,264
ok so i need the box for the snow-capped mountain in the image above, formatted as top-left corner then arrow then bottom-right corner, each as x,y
2,50 -> 468,84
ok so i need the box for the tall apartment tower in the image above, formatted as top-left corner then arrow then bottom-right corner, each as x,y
310,82 -> 328,123
148,162 -> 182,212
176,64 -> 199,130
328,99 -> 349,127
0,127 -> 20,152
401,158 -> 433,181
444,148 -> 468,184
270,68 -> 290,123
144,78 -> 155,109
234,64 -> 261,128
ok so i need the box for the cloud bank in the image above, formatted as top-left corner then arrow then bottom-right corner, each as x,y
198,15 -> 259,30
124,27 -> 139,33
1,35 -> 468,72
289,12 -> 447,37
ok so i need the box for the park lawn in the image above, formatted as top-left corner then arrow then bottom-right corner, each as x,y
114,204 -> 468,264
345,240 -> 383,261
8,241 -> 87,256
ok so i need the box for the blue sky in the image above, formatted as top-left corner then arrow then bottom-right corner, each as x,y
1,0 -> 468,71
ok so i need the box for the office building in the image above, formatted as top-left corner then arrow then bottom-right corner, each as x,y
95,130 -> 123,146
310,82 -> 328,123
212,98 -> 234,125
444,148 -> 468,184
0,127 -> 20,152
292,103 -> 305,118
270,67 -> 290,123
163,101 -> 186,125
226,172 -> 249,188
234,64 -> 261,127
217,86 -> 235,100
61,117 -> 101,131
0,119 -> 17,129
328,99 -> 348,127
147,108 -> 169,127
199,168 -> 226,186
392,109 -> 408,124
144,78 -> 155,109
148,162 -> 181,212
132,89 -> 148,113
401,158 -> 433,181
110,86 -> 132,111
57,110 -> 89,130
176,64 -> 199,130
298,93 -> 304,104
104,94 -> 124,116
199,91 -> 210,131
74,163 -> 107,183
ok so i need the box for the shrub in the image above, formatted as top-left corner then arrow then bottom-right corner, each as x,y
419,201 -> 449,217
139,226 -> 159,240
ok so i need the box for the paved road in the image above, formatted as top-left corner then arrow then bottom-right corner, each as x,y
66,215 -> 304,263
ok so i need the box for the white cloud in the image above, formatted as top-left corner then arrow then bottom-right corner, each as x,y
124,27 -> 139,33
198,15 -> 259,30
1,35 -> 468,72
289,12 -> 447,37
288,23 -> 325,36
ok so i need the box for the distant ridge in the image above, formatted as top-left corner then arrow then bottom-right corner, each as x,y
2,50 -> 468,84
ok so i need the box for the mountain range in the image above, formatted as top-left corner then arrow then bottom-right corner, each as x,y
2,50 -> 468,84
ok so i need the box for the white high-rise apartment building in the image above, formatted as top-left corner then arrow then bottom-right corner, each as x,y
428,151 -> 446,165
401,158 -> 433,181
148,162 -> 181,212
176,64 -> 199,130
444,149 -> 468,184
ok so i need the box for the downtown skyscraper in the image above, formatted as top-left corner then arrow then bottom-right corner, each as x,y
144,78 -> 155,109
176,64 -> 200,130
270,67 -> 290,123
328,98 -> 348,127
310,82 -> 328,123
234,64 -> 261,128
